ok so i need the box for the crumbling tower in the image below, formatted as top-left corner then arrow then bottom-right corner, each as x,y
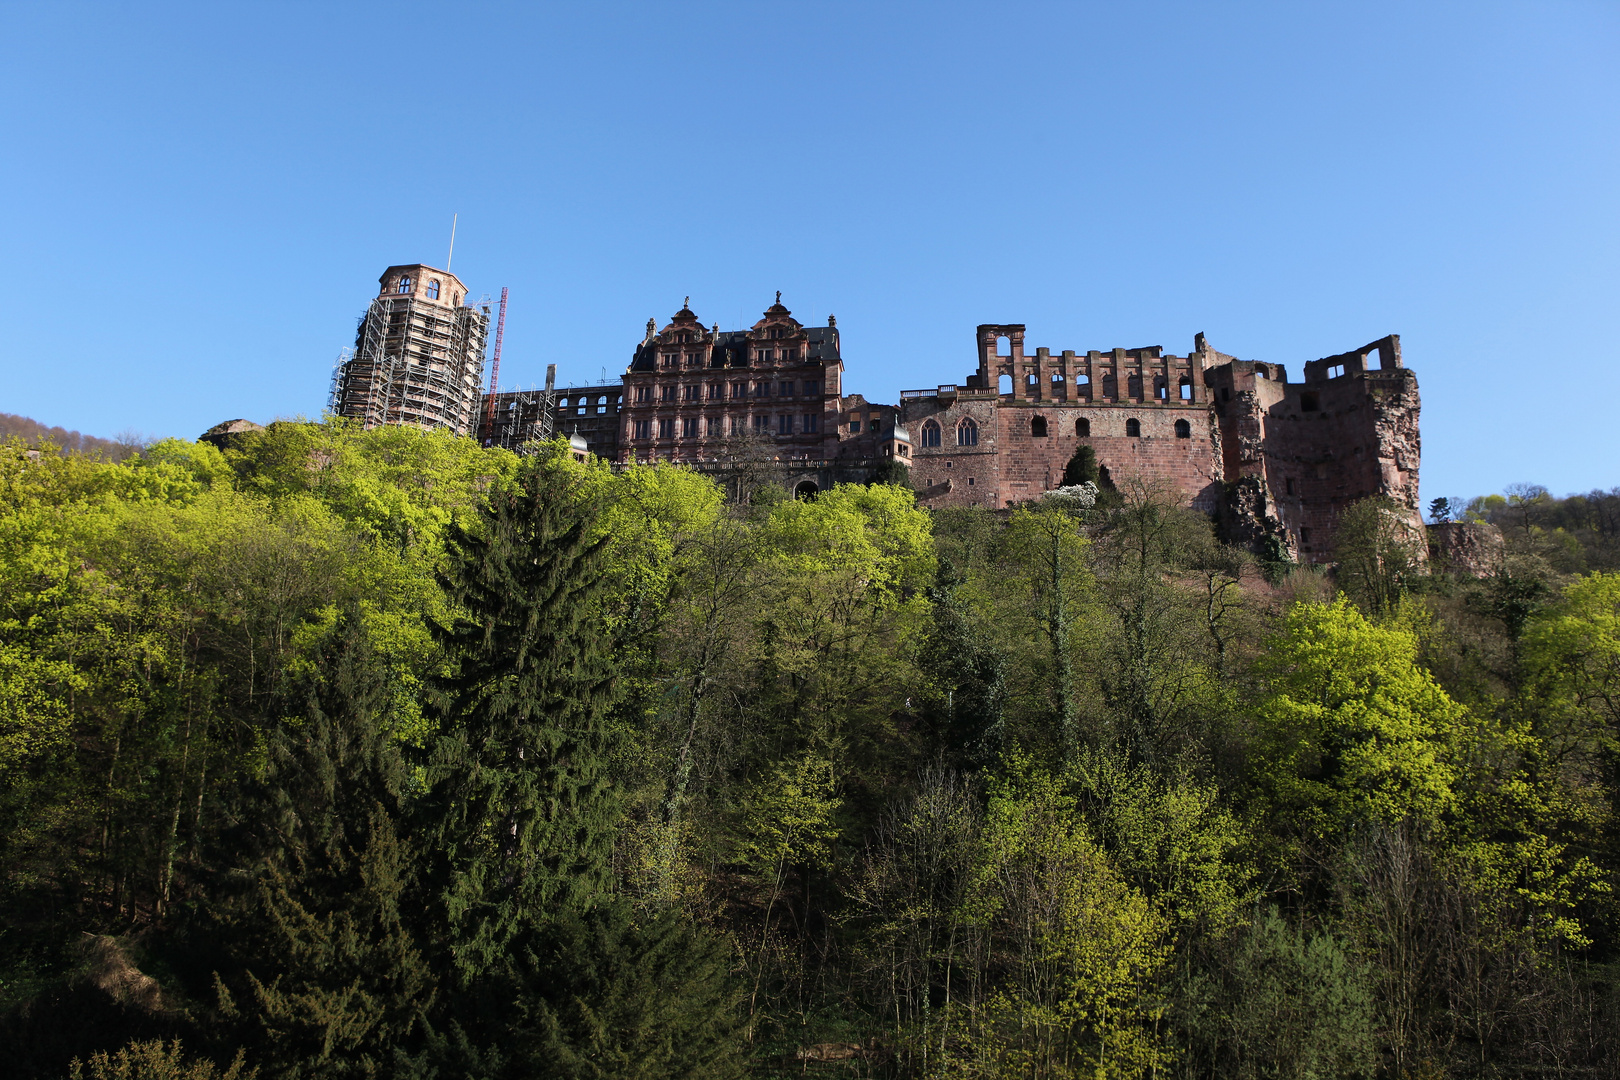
330,265 -> 490,435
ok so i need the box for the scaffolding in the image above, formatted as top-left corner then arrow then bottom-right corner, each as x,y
332,294 -> 489,435
483,364 -> 559,452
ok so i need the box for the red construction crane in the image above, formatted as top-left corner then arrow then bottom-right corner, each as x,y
482,286 -> 509,444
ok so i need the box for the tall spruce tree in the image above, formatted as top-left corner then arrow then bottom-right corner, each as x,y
419,454 -> 623,982
202,616 -> 432,1078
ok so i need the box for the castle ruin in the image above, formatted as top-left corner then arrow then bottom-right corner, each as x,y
328,267 -> 1423,562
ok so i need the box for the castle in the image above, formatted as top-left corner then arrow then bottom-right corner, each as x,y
329,266 -> 1422,562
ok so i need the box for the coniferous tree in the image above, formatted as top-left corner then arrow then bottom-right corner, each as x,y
418,455 -> 623,982
1062,443 -> 1098,487
203,617 -> 432,1078
429,903 -> 745,1080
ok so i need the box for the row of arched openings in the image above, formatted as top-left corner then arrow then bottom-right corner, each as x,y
918,415 -> 1192,444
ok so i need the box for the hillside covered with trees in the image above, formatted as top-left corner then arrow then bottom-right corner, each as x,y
1,422 -> 1617,1079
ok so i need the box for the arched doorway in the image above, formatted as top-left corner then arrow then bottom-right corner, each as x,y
794,480 -> 819,501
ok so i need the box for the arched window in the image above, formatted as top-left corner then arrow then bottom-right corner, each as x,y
1126,418 -> 1141,437
1031,416 -> 1048,437
998,373 -> 1013,395
427,279 -> 441,300
397,275 -> 413,294
1075,417 -> 1090,437
921,420 -> 941,448
1174,418 -> 1191,438
1026,372 -> 1038,386
1128,374 -> 1143,399
453,292 -> 461,306
957,418 -> 979,446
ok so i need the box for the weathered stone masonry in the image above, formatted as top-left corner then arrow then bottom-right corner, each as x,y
897,327 -> 1422,562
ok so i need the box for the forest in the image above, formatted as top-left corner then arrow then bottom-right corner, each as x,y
1,421 -> 1617,1079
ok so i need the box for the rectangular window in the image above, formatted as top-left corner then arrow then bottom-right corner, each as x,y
634,386 -> 650,403
753,414 -> 770,432
633,419 -> 651,440
732,417 -> 745,435
779,380 -> 794,397
785,347 -> 799,362
850,420 -> 861,432
684,384 -> 699,401
707,416 -> 722,435
778,415 -> 793,434
661,354 -> 676,368
682,417 -> 699,437
754,381 -> 768,397
803,414 -> 819,433
658,418 -> 674,439
804,380 -> 820,396
708,383 -> 720,400
661,385 -> 676,402
685,353 -> 699,367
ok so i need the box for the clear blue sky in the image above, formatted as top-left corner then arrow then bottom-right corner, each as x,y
3,2 -> 1615,502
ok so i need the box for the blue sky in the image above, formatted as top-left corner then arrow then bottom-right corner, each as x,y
2,1 -> 1615,501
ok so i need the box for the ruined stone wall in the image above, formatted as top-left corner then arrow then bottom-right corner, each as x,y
1427,521 -> 1503,577
1259,346 -> 1421,561
904,394 -> 1223,511
900,330 -> 1421,565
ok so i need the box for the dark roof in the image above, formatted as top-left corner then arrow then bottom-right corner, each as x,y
628,323 -> 840,372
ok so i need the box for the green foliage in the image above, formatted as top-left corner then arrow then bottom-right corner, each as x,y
435,903 -> 744,1080
5,430 -> 1620,1078
420,454 -> 623,980
1177,911 -> 1376,1080
203,622 -> 431,1078
1069,746 -> 1253,936
960,758 -> 1173,1078
1254,598 -> 1474,841
868,457 -> 911,487
1061,444 -> 1098,488
68,1040 -> 255,1080
1332,496 -> 1425,615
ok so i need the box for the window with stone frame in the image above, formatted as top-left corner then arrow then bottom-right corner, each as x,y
920,420 -> 942,447
658,418 -> 674,439
682,417 -> 699,437
957,418 -> 978,446
803,413 -> 819,434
